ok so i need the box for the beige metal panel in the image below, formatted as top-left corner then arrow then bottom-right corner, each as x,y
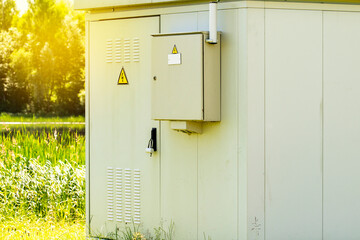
160,121 -> 198,240
84,2 -> 247,22
262,1 -> 360,12
85,19 -> 91,236
200,6 -> 267,239
75,0 -> 219,10
152,0 -> 195,3
89,17 -> 160,235
197,9 -> 238,240
237,8 -> 250,240
170,121 -> 203,133
151,32 -> 220,121
265,9 -> 322,239
82,2 -> 360,23
74,0 -> 151,10
323,11 -> 360,240
198,8 -> 265,240
196,11 -> 209,31
151,33 -> 204,120
246,7 -> 265,240
161,12 -> 198,33
75,0 -> 360,11
203,34 -> 221,121
159,12 -> 199,240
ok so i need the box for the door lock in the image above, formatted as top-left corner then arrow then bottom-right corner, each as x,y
146,128 -> 157,157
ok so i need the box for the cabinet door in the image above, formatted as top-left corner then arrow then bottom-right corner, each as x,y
89,16 -> 160,235
152,33 -> 204,121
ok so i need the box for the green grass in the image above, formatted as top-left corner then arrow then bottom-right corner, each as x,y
0,125 -> 85,134
91,221 -> 175,240
0,128 -> 85,165
0,113 -> 85,123
0,113 -> 85,133
0,127 -> 86,237
0,157 -> 85,221
0,219 -> 85,239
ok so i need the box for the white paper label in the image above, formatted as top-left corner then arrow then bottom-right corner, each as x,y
168,53 -> 181,65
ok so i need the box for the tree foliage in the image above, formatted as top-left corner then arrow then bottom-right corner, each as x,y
0,0 -> 84,115
0,0 -> 17,31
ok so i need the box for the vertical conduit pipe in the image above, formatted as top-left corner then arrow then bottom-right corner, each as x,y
207,1 -> 218,44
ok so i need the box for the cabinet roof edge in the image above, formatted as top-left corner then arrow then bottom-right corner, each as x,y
74,0 -> 360,10
74,0 -> 205,10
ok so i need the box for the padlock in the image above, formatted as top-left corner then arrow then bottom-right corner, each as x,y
145,147 -> 154,154
146,129 -> 156,157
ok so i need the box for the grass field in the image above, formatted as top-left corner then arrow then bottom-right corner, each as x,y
0,113 -> 85,123
0,128 -> 85,165
0,219 -> 85,240
0,121 -> 86,238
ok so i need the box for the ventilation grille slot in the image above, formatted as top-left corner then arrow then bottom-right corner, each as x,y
106,39 -> 113,63
133,38 -> 140,62
107,167 -> 114,221
133,169 -> 141,224
106,167 -> 141,223
115,168 -> 123,222
124,39 -> 131,63
124,168 -> 132,223
106,38 -> 140,64
114,39 -> 122,63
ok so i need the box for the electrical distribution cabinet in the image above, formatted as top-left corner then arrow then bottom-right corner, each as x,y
151,32 -> 220,122
79,0 -> 360,239
89,17 -> 160,235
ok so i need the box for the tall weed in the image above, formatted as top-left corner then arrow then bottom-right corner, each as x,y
0,128 -> 85,222
0,157 -> 85,221
0,128 -> 85,165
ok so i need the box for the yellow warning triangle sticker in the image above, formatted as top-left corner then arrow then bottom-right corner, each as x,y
172,45 -> 178,54
118,67 -> 128,85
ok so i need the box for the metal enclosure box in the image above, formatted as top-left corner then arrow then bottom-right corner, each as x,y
151,32 -> 220,121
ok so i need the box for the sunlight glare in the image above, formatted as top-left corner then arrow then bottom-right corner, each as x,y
15,0 -> 27,15
15,0 -> 74,15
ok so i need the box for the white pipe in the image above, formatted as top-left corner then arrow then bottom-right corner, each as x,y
208,1 -> 218,44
